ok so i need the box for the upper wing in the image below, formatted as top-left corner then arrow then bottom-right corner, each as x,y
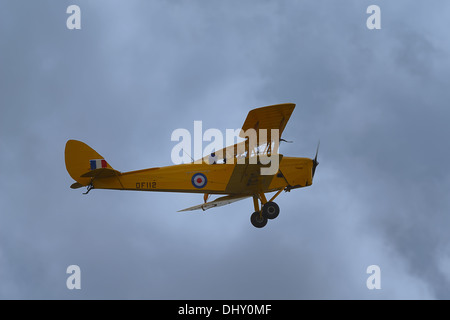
178,194 -> 251,212
201,103 -> 296,163
240,103 -> 295,141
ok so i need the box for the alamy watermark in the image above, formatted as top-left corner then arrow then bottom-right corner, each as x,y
366,265 -> 381,290
66,265 -> 81,290
65,5 -> 381,31
171,121 -> 280,175
66,5 -> 81,30
366,5 -> 381,30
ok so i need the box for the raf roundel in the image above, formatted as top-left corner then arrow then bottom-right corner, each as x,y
191,173 -> 207,189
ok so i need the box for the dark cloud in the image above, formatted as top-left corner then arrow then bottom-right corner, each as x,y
1,0 -> 449,299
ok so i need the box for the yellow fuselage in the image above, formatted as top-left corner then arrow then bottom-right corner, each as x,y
92,156 -> 314,195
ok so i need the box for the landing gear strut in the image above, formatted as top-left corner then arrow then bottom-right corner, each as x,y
249,191 -> 282,228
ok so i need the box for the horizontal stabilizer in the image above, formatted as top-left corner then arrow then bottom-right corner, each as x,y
70,182 -> 83,189
178,195 -> 250,212
80,168 -> 121,178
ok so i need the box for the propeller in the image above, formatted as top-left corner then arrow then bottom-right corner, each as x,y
312,141 -> 320,179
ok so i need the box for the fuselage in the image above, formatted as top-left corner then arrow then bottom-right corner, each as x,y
92,156 -> 314,195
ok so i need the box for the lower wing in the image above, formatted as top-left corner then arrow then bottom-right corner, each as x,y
178,194 -> 251,212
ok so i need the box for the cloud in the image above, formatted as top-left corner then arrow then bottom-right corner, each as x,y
0,0 -> 449,299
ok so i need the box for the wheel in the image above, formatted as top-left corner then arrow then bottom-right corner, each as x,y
262,202 -> 280,220
250,211 -> 268,228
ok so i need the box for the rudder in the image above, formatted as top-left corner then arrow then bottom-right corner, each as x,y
65,140 -> 116,187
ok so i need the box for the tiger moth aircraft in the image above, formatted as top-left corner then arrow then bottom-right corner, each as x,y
65,103 -> 319,228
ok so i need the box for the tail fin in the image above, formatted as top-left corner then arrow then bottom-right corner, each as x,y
65,140 -> 118,188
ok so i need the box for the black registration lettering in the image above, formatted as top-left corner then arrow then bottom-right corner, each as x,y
136,181 -> 157,189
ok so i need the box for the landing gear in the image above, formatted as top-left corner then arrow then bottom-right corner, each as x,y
262,201 -> 280,220
250,211 -> 268,228
249,191 -> 282,228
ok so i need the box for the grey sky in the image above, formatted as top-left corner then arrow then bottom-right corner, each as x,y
1,0 -> 450,299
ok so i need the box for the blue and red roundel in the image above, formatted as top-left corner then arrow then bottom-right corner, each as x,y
192,173 -> 207,189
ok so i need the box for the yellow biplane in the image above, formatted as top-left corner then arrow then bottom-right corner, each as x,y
65,103 -> 319,228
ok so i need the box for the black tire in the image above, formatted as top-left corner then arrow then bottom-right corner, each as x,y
250,211 -> 268,228
262,202 -> 280,220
